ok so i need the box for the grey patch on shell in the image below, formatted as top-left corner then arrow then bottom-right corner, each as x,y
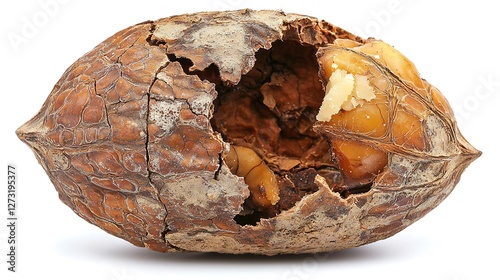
48,150 -> 71,171
149,99 -> 212,134
149,99 -> 183,134
161,166 -> 249,221
269,182 -> 354,252
187,24 -> 249,79
153,22 -> 191,41
166,232 -> 241,253
389,154 -> 446,187
188,93 -> 215,117
425,114 -> 459,156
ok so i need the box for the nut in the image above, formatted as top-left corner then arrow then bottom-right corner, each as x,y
17,9 -> 480,255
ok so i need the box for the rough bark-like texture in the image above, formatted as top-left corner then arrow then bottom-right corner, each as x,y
17,9 -> 479,255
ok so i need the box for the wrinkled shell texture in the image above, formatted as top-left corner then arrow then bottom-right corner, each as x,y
18,10 -> 478,255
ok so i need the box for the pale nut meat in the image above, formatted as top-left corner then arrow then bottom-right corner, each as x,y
17,9 -> 480,255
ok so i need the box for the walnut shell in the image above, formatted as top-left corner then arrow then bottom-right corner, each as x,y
17,9 -> 480,255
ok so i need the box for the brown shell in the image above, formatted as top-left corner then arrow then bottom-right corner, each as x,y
17,9 -> 480,255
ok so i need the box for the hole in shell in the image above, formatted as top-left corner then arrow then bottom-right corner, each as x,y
169,40 -> 375,226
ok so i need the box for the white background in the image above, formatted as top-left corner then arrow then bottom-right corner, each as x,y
1,1 -> 498,279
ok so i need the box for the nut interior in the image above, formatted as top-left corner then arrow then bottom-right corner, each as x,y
215,40 -> 342,224
170,40 -> 357,225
